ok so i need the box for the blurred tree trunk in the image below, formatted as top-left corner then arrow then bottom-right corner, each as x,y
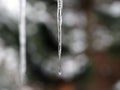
81,0 -> 95,53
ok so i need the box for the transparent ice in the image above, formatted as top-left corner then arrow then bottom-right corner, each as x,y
57,0 -> 63,76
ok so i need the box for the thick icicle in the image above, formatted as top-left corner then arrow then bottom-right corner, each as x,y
19,0 -> 26,84
57,0 -> 63,75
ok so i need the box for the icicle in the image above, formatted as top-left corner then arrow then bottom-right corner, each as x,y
19,0 -> 26,84
57,0 -> 63,76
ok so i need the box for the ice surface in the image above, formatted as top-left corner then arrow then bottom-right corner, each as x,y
57,0 -> 63,76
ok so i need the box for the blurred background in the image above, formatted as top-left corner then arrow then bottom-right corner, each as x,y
0,0 -> 120,90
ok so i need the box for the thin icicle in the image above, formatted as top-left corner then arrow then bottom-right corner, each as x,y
19,0 -> 26,84
57,0 -> 63,75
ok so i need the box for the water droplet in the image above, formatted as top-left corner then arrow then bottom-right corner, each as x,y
58,72 -> 62,76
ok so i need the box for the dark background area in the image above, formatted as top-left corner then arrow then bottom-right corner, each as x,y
0,0 -> 120,90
